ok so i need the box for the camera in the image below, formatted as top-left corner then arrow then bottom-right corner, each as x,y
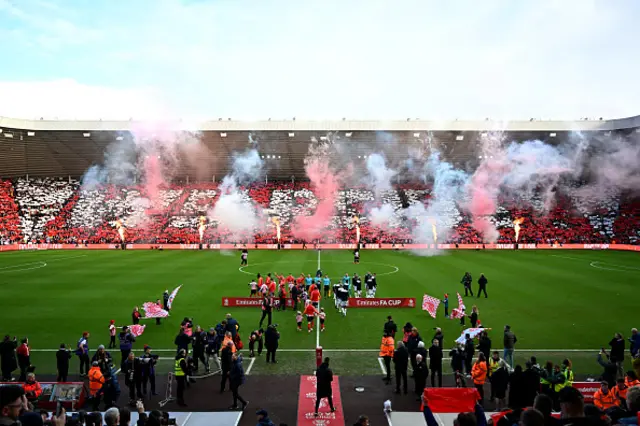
162,412 -> 177,426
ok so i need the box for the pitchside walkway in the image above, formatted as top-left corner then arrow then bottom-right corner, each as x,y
388,411 -> 494,426
71,412 -> 242,426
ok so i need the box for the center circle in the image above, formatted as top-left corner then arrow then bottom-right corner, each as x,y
238,260 -> 399,277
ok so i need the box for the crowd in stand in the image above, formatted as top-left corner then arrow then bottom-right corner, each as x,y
0,179 -> 638,245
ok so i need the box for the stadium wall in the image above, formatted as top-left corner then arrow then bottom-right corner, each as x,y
1,243 -> 638,251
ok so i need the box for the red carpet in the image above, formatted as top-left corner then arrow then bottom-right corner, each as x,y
297,375 -> 345,426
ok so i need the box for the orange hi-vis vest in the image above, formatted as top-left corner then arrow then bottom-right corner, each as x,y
23,381 -> 42,399
593,388 -> 616,411
379,336 -> 394,357
88,366 -> 105,396
472,361 -> 488,385
625,377 -> 639,388
612,385 -> 628,406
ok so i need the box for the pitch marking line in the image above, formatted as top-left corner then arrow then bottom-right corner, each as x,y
0,261 -> 47,273
239,261 -> 400,278
245,357 -> 256,375
589,261 -> 640,272
377,357 -> 387,376
29,348 -> 601,353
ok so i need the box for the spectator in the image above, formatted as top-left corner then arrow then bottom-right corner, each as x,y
508,365 -> 526,410
104,407 -> 120,426
407,327 -> 422,373
88,361 -> 105,410
353,415 -> 370,426
264,325 -> 280,364
503,326 -> 517,368
55,344 -> 71,382
630,329 -> 640,358
314,357 -> 336,416
593,381 -> 616,411
0,385 -> 26,426
119,407 -> 131,426
520,409 -> 545,426
229,353 -> 248,410
618,385 -> 640,425
429,339 -> 443,388
597,350 -> 618,388
394,341 -> 409,394
609,333 -> 625,378
22,373 -> 42,406
477,331 -> 491,361
75,332 -> 90,377
492,361 -> 510,411
255,409 -> 275,426
534,394 -> 562,426
432,328 -> 444,348
0,336 -> 18,381
464,334 -> 475,376
471,353 -> 488,405
523,361 -> 542,407
414,354 -> 428,401
16,338 -> 31,382
225,314 -> 239,338
220,341 -> 233,393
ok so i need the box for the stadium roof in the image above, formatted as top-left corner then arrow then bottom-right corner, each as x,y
1,114 -> 640,132
1,115 -> 638,181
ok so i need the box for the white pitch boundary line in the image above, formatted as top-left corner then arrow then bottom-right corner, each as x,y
550,255 -> 586,261
377,357 -> 387,375
28,348 -> 606,353
245,357 -> 256,375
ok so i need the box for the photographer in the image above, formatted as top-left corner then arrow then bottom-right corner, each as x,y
248,329 -> 264,358
123,352 -> 143,405
119,327 -> 136,370
140,346 -> 158,397
92,345 -> 113,376
597,349 -> 618,387
265,325 -> 280,364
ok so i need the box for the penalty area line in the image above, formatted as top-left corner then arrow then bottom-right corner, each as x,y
245,357 -> 256,375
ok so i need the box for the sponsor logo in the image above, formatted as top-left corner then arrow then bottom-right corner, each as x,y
339,244 -> 356,249
347,298 -> 416,308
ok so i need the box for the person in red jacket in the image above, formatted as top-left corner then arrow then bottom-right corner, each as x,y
304,302 -> 318,333
23,373 -> 42,405
16,338 -> 30,382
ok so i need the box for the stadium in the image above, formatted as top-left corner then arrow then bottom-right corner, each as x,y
0,112 -> 639,426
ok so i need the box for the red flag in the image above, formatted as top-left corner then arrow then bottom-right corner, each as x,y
422,294 -> 441,318
128,324 -> 146,337
457,292 -> 466,311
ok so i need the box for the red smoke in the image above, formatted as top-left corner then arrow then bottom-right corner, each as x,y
468,158 -> 510,242
292,158 -> 340,241
143,155 -> 164,212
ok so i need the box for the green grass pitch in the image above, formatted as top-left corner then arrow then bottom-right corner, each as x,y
0,249 -> 637,377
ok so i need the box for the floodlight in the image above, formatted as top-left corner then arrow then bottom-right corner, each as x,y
27,131 -> 35,136
288,132 -> 295,137
456,135 -> 464,141
220,132 -> 227,137
83,132 -> 91,137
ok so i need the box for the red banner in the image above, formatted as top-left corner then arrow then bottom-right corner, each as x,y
421,388 -> 480,413
347,297 -> 416,308
573,382 -> 598,403
221,297 -> 293,308
297,375 -> 344,426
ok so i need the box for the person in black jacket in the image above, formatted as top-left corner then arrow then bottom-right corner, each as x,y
477,331 -> 491,361
0,335 -> 18,381
140,346 -> 158,397
229,353 -> 248,410
429,339 -> 443,388
449,345 -> 466,387
608,333 -> 625,378
508,365 -> 527,410
393,341 -> 409,394
248,329 -> 263,358
92,345 -> 113,375
220,342 -> 233,393
464,334 -> 475,376
597,350 -> 618,387
407,328 -> 422,375
264,325 -> 279,364
122,352 -> 142,404
225,314 -> 239,339
314,357 -> 336,416
174,329 -> 190,354
413,354 -> 428,401
461,272 -> 473,297
384,316 -> 397,338
163,290 -> 170,311
56,344 -> 71,382
191,326 -> 208,373
259,295 -> 274,328
522,361 -> 541,407
432,328 -> 444,348
477,274 -> 488,298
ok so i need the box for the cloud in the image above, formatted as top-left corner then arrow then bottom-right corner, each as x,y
0,0 -> 639,120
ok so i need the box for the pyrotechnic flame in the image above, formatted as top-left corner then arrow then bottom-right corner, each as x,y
430,219 -> 438,243
198,215 -> 207,242
115,219 -> 126,242
513,217 -> 525,242
352,216 -> 360,243
271,217 -> 281,242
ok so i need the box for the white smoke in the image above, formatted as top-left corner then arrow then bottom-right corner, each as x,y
369,204 -> 397,227
208,150 -> 265,241
407,152 -> 468,255
365,153 -> 397,197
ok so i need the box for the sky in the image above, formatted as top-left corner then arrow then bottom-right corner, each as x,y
0,0 -> 639,121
